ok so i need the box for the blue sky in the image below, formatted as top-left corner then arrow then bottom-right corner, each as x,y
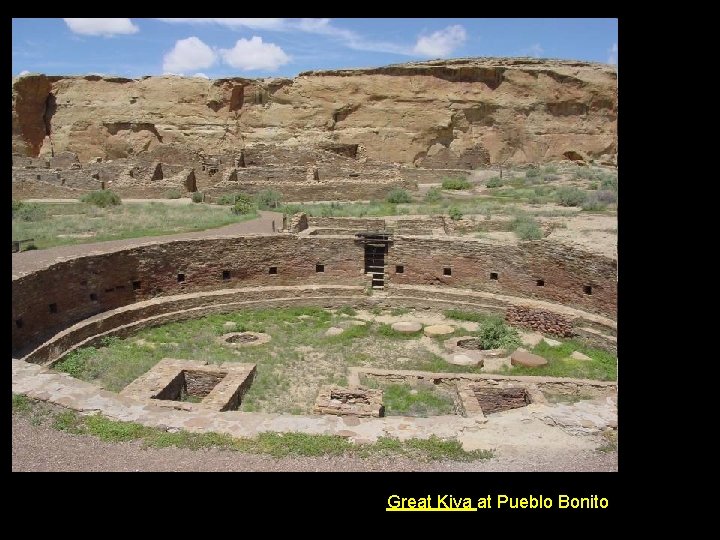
12,18 -> 618,79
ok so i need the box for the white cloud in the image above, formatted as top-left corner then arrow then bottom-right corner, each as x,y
193,73 -> 210,79
292,18 -> 408,54
608,43 -> 618,65
521,43 -> 544,58
18,70 -> 30,76
220,36 -> 290,71
163,37 -> 217,74
157,18 -> 285,30
63,18 -> 139,37
413,25 -> 466,57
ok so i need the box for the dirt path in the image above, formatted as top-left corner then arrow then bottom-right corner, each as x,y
12,210 -> 283,276
11,413 -> 617,472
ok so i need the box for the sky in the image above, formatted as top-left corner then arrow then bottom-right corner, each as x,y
12,18 -> 618,79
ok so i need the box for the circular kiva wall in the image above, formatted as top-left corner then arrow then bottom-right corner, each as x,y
12,234 -> 617,364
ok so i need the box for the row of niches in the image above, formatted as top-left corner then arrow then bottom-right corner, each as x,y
12,266 -> 596,330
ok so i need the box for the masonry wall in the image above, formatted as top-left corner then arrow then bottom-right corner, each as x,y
12,235 -> 365,353
12,235 -> 616,356
204,178 -> 415,202
387,237 -> 616,316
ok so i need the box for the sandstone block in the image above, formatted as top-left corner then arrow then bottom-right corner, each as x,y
510,350 -> 548,368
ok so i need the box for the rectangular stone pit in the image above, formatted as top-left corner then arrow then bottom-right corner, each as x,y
120,358 -> 256,412
314,385 -> 384,418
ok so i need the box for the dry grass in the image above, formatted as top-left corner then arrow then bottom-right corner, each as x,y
12,201 -> 256,249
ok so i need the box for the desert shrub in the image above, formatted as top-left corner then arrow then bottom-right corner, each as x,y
596,190 -> 617,204
80,190 -> 121,208
441,177 -> 471,190
542,165 -> 558,174
231,194 -> 256,215
256,189 -> 282,209
476,317 -> 522,350
425,187 -> 443,202
525,168 -> 541,178
217,194 -> 236,205
12,200 -> 46,222
486,176 -> 504,188
448,206 -> 463,221
582,190 -> 617,211
556,187 -> 587,207
23,243 -> 38,251
191,192 -> 204,203
386,188 -> 412,203
588,182 -> 599,190
600,175 -> 618,191
511,214 -> 543,240
165,189 -> 182,199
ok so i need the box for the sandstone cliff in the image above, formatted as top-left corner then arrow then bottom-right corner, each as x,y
12,57 -> 617,167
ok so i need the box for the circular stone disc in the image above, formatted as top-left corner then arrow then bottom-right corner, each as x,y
424,324 -> 455,337
391,321 -> 423,333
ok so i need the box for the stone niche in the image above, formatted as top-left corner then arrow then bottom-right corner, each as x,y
314,385 -> 384,418
120,358 -> 256,412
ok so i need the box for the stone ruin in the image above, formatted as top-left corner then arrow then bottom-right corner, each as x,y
506,306 -> 575,337
120,358 -> 256,412
314,385 -> 384,418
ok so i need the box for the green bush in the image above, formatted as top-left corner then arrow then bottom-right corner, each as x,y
448,206 -> 463,221
80,190 -> 121,208
556,187 -> 587,207
511,214 -> 543,240
476,317 -> 521,350
486,176 -> 504,188
256,189 -> 282,209
386,188 -> 412,203
231,194 -> 256,215
525,168 -> 541,178
424,187 -> 443,202
217,194 -> 236,205
600,175 -> 618,192
441,177 -> 471,190
12,200 -> 46,222
191,191 -> 204,203
23,243 -> 37,251
166,189 -> 182,199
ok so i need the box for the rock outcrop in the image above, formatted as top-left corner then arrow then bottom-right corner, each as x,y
11,58 -> 617,167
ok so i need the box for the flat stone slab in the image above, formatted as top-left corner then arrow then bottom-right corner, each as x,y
447,353 -> 483,367
570,351 -> 592,361
223,321 -> 238,331
544,338 -> 562,347
325,327 -> 344,336
338,320 -> 367,329
520,331 -> 544,347
510,350 -> 548,368
392,321 -> 423,333
424,324 -> 455,337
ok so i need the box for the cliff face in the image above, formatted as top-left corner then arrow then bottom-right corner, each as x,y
11,57 -> 617,166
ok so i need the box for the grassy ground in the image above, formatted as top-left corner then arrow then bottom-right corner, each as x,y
498,339 -> 617,380
53,307 -> 617,414
361,379 -> 456,417
12,394 -> 493,461
54,307 -> 451,414
12,201 -> 258,249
